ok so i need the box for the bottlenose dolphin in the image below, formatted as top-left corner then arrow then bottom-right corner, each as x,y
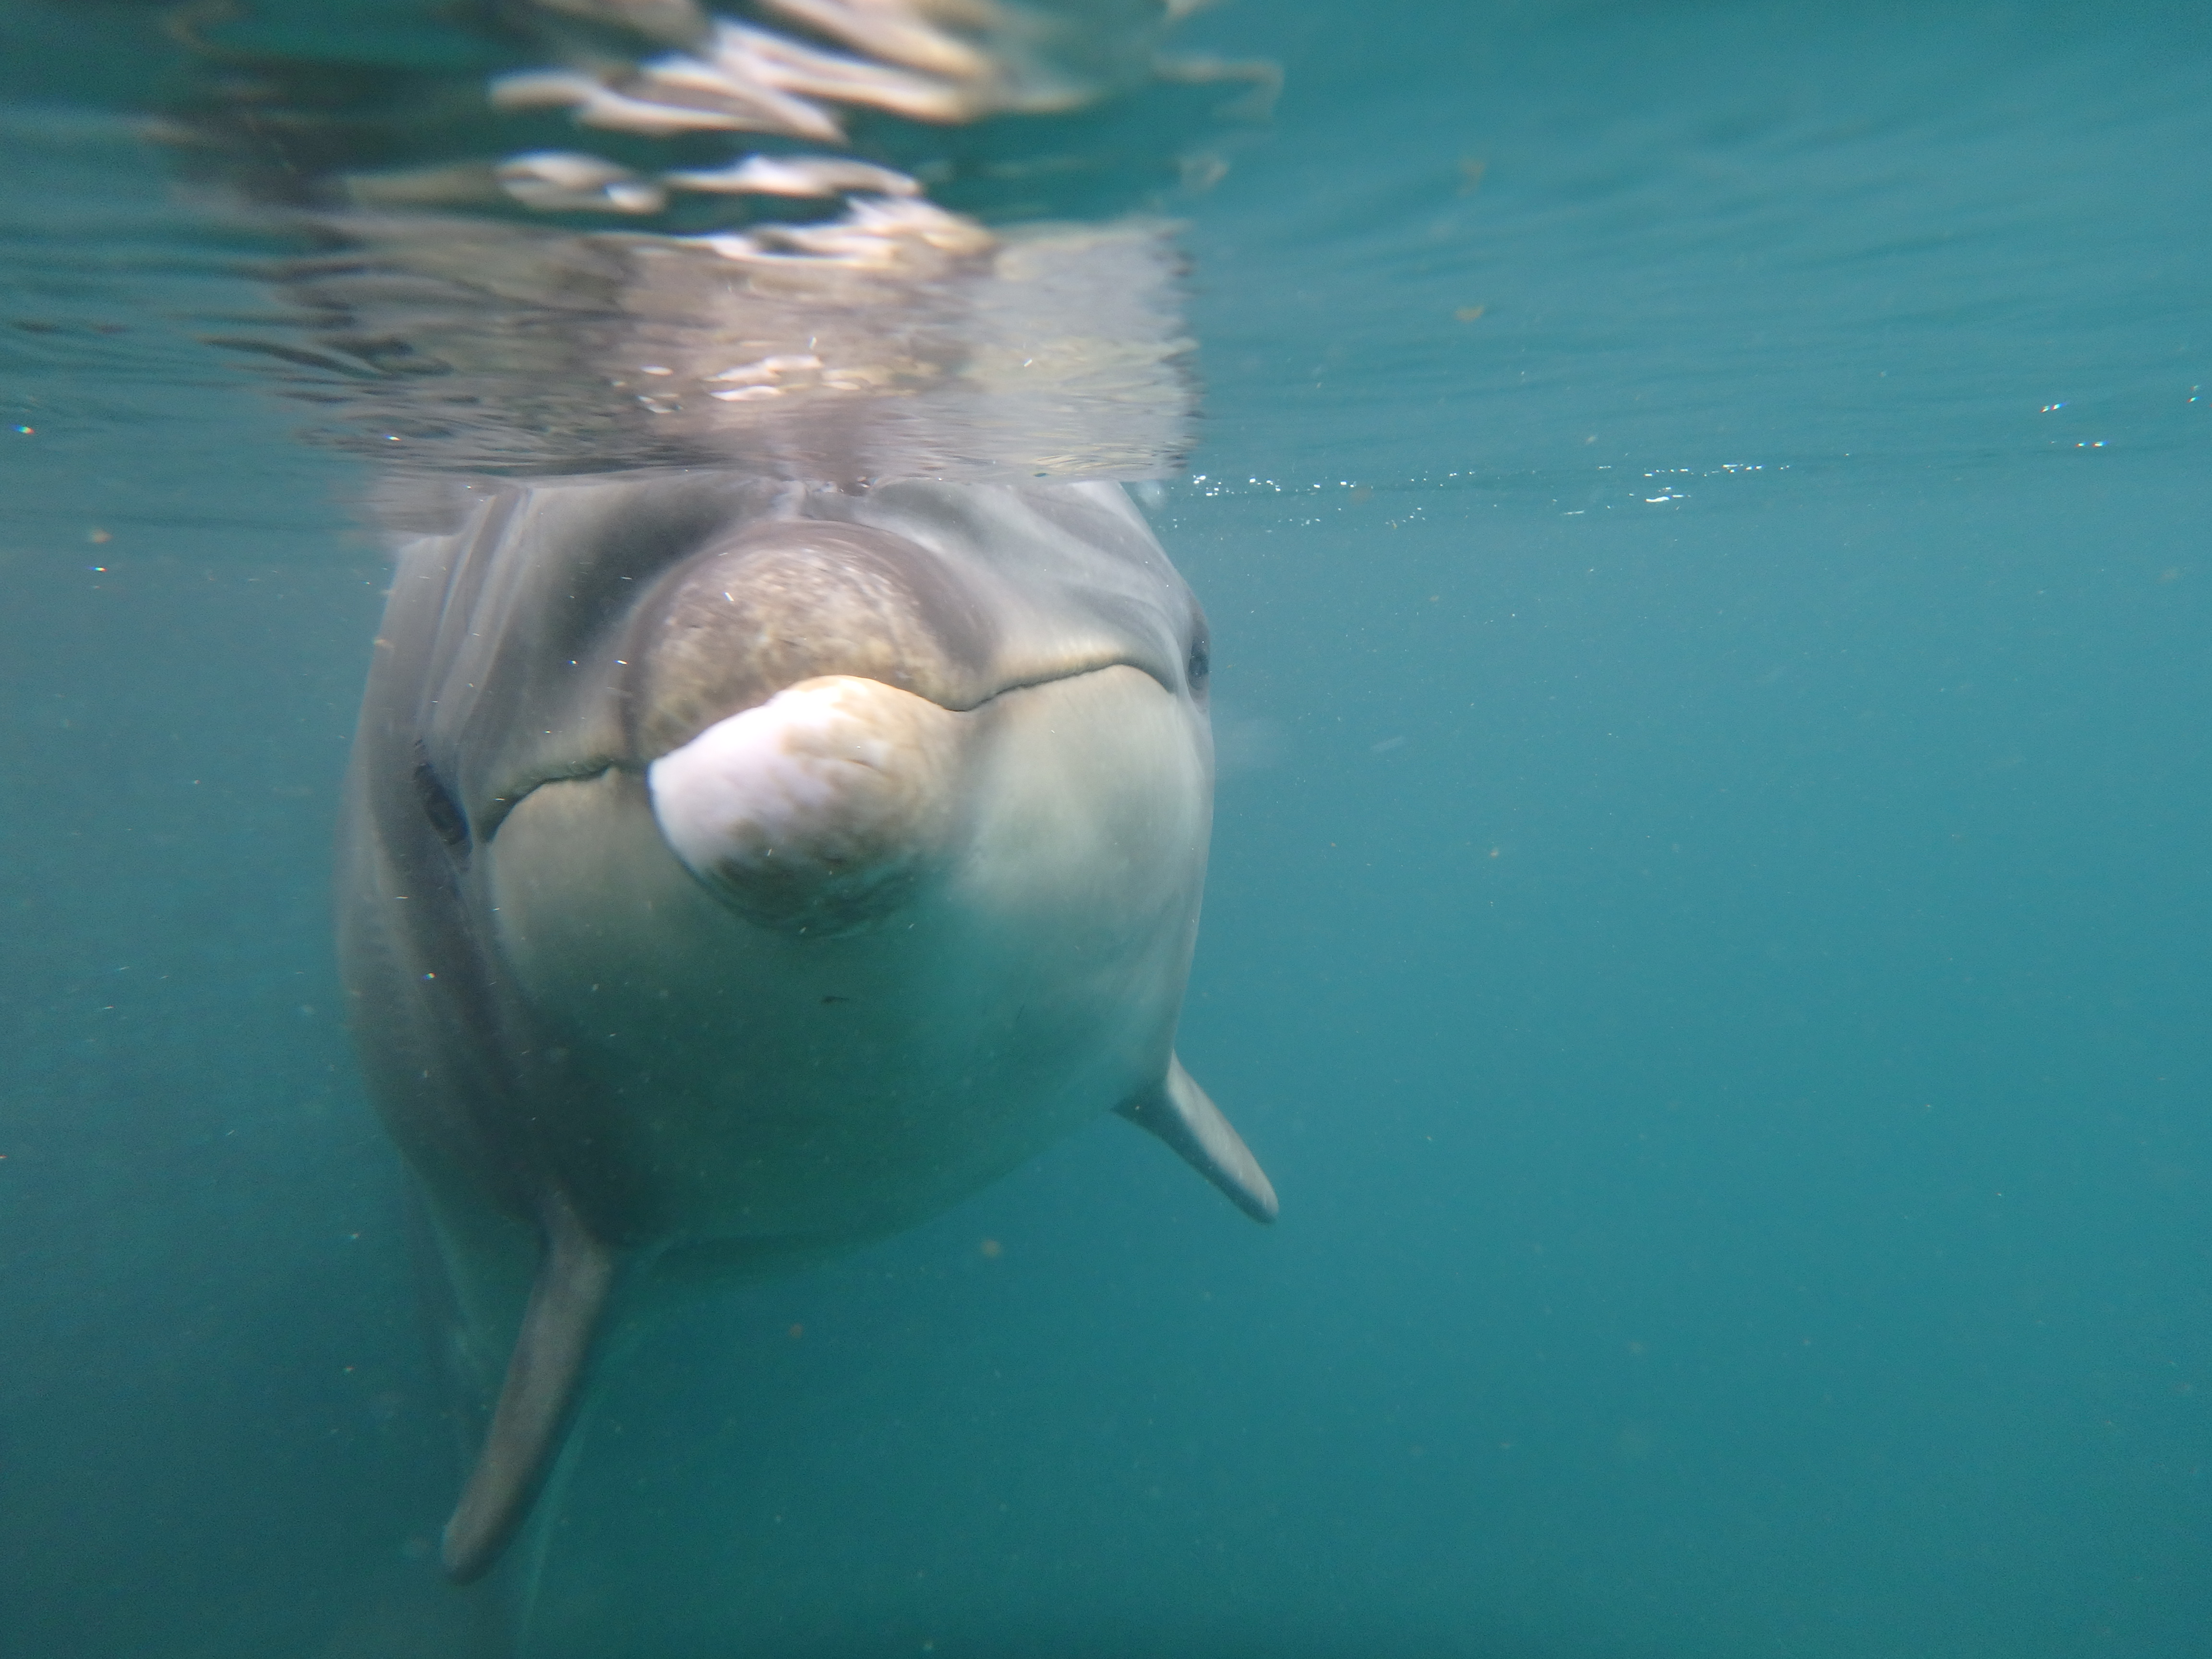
337,468 -> 1274,1585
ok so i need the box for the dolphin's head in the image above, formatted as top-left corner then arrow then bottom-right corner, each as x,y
409,478 -> 1209,952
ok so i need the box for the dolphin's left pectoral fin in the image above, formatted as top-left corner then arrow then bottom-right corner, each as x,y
1116,1055 -> 1278,1223
440,1189 -> 617,1585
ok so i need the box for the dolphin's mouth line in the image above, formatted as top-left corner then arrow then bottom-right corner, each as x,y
935,649 -> 1173,713
479,655 -> 1169,842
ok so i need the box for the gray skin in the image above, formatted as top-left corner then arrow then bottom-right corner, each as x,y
337,471 -> 1274,1586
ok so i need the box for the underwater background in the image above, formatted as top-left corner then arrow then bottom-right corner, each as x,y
2,1 -> 2208,1655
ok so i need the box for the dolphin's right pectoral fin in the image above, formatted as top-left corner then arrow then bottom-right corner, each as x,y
440,1190 -> 617,1585
1116,1054 -> 1279,1224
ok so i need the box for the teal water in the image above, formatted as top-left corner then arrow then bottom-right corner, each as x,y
2,3 -> 2207,1656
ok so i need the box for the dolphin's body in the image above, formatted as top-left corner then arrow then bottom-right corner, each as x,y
337,470 -> 1274,1584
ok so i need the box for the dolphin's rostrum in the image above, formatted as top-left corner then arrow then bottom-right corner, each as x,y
338,469 -> 1274,1584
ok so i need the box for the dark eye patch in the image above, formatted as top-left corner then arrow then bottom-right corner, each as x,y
412,740 -> 471,854
1185,631 -> 1211,693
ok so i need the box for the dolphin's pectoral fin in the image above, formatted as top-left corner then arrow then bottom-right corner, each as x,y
440,1190 -> 617,1585
1115,1055 -> 1279,1224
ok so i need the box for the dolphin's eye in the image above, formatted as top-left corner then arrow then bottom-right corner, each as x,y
412,741 -> 471,853
1186,632 -> 1211,693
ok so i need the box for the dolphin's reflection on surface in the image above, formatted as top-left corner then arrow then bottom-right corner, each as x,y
181,0 -> 1274,484
259,200 -> 1197,482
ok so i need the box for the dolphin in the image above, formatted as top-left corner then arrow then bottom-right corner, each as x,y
337,468 -> 1274,1585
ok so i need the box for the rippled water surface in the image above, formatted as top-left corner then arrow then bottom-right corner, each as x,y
3,2 -> 2208,1656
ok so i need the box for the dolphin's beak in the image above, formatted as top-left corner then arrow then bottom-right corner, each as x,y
647,673 -> 966,936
